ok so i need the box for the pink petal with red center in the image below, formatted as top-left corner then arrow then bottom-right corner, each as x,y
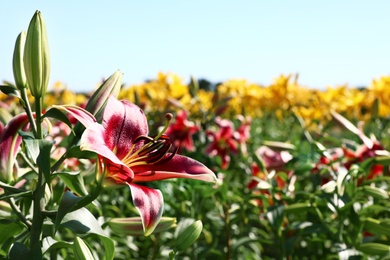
80,122 -> 134,181
132,154 -> 217,183
128,183 -> 163,236
102,97 -> 148,160
0,113 -> 30,182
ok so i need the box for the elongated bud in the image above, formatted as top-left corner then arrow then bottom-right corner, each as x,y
24,10 -> 50,98
13,31 -> 27,90
174,220 -> 203,252
108,217 -> 176,236
85,70 -> 123,122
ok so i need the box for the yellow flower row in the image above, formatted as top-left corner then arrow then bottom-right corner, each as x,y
2,72 -> 389,124
119,72 -> 390,124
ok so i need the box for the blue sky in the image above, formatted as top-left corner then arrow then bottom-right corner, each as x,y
1,1 -> 390,91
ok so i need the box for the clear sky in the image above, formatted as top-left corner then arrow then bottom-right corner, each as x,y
1,1 -> 390,92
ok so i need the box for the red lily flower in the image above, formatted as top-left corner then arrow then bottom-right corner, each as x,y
164,110 -> 199,152
248,145 -> 293,190
205,117 -> 239,169
80,96 -> 216,235
235,115 -> 251,155
0,113 -> 30,183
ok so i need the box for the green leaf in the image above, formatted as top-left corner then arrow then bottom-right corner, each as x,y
0,190 -> 32,200
336,166 -> 349,196
284,203 -> 311,215
42,236 -> 72,255
364,218 -> 390,236
64,146 -> 96,160
55,171 -> 88,196
60,207 -> 115,260
73,237 -> 94,260
0,220 -> 25,245
60,207 -> 104,235
43,107 -> 73,131
9,242 -> 30,259
23,139 -> 54,180
360,186 -> 389,199
55,191 -> 84,232
0,84 -> 20,98
266,205 -> 285,234
357,243 -> 390,256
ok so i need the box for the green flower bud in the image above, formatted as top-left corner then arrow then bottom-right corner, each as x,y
108,217 -> 176,236
12,31 -> 27,90
24,10 -> 50,98
85,70 -> 123,122
174,220 -> 203,252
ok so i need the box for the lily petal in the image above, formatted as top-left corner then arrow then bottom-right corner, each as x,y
132,154 -> 217,183
128,183 -> 163,236
102,97 -> 148,160
0,113 -> 29,182
80,122 -> 134,182
52,104 -> 96,128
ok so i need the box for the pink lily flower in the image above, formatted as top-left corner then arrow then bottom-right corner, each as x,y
0,113 -> 30,183
234,115 -> 251,155
164,110 -> 199,152
205,117 -> 239,169
80,96 -> 216,235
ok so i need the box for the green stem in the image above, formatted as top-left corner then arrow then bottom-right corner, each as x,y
20,88 -> 37,137
9,197 -> 32,229
30,98 -> 45,259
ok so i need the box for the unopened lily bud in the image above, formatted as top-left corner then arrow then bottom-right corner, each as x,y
108,217 -> 176,236
85,70 -> 123,122
174,220 -> 203,252
13,31 -> 27,90
24,10 -> 50,98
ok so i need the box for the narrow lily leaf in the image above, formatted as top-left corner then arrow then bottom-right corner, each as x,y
60,207 -> 115,260
336,166 -> 349,196
55,171 -> 88,196
0,84 -> 20,98
360,186 -> 389,200
64,146 -> 96,160
284,203 -> 311,214
364,218 -> 390,236
43,107 -> 73,130
0,220 -> 25,245
60,207 -> 104,235
42,236 -> 72,254
357,243 -> 390,256
262,141 -> 295,151
9,242 -> 30,259
73,237 -> 94,260
37,140 -> 54,181
0,190 -> 32,200
55,191 -> 84,232
24,139 -> 53,180
330,110 -> 373,149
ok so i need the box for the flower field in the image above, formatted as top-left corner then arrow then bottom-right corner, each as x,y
1,11 -> 390,260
